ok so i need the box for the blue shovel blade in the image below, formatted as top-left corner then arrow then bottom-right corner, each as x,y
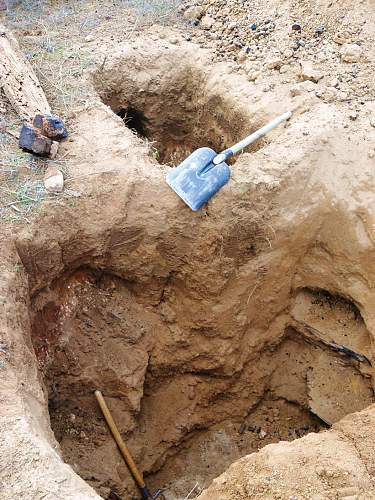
166,147 -> 231,211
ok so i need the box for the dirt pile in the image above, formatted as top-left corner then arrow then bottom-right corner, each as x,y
182,0 -> 375,105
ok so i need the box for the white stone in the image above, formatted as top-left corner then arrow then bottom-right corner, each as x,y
300,60 -> 324,83
340,43 -> 362,63
183,6 -> 204,20
290,80 -> 317,96
49,141 -> 59,159
266,58 -> 282,70
201,15 -> 214,29
237,50 -> 247,63
283,48 -> 294,59
247,70 -> 260,81
44,166 -> 64,193
322,87 -> 337,103
330,78 -> 340,88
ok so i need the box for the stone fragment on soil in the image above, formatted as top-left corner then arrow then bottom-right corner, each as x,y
300,61 -> 324,83
334,35 -> 348,45
184,6 -> 204,21
44,166 -> 64,193
290,80 -> 317,96
340,43 -> 362,63
266,58 -> 282,70
237,50 -> 247,63
280,65 -> 289,74
201,15 -> 214,29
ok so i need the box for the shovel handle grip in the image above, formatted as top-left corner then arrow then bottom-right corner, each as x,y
213,111 -> 292,165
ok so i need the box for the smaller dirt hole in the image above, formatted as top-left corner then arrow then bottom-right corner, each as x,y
117,107 -> 149,138
95,61 -> 265,166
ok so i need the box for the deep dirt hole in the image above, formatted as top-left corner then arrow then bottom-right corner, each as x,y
114,98 -> 249,166
30,268 -> 375,499
95,61 -> 265,166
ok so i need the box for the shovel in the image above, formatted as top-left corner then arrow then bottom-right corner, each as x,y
94,390 -> 164,500
166,111 -> 292,211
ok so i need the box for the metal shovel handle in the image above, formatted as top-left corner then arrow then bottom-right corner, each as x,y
213,111 -> 292,165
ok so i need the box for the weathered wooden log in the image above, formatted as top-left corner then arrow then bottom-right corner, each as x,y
0,24 -> 51,119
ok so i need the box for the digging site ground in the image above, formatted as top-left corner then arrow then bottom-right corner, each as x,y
1,1 -> 375,499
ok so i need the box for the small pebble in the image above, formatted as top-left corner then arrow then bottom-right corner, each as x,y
341,43 -> 362,63
300,60 -> 324,83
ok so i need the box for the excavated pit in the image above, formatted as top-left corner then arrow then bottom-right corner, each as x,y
22,46 -> 375,499
30,268 -> 375,499
94,49 -> 267,166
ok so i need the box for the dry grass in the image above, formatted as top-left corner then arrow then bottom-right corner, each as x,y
4,2 -> 100,116
3,0 -> 183,116
127,0 -> 182,26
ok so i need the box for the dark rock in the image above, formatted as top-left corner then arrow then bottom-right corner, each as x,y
315,26 -> 325,35
292,22 -> 302,31
33,114 -> 68,140
19,123 -> 54,156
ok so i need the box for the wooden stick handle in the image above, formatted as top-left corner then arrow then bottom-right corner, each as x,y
94,390 -> 146,489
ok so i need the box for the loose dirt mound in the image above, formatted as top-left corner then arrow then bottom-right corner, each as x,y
1,2 -> 375,499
